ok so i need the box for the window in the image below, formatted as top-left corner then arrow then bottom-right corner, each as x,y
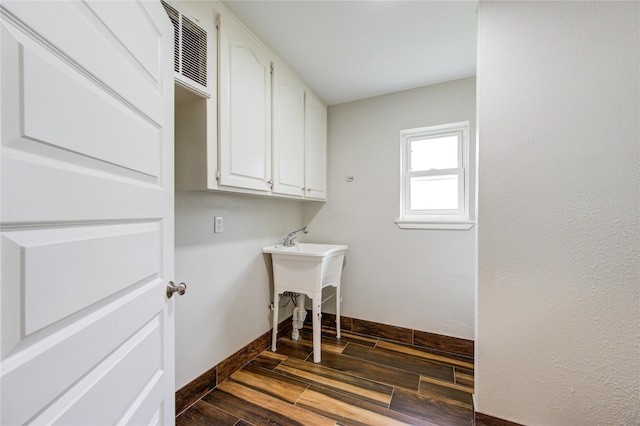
397,122 -> 473,229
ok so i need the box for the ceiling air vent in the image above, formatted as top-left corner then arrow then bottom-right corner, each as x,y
161,0 -> 211,98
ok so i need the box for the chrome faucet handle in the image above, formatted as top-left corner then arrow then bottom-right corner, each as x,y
283,226 -> 309,247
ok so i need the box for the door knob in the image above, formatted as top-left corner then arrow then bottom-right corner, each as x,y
167,281 -> 187,298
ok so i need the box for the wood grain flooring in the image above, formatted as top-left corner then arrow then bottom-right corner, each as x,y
177,325 -> 474,426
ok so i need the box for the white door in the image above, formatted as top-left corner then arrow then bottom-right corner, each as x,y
0,1 -> 175,425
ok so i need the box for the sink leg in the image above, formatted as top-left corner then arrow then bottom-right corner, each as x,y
336,285 -> 341,339
312,297 -> 322,363
272,292 -> 279,352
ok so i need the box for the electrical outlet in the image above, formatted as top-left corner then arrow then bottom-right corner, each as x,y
214,216 -> 224,233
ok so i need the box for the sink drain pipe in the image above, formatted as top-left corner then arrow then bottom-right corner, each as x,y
291,294 -> 307,341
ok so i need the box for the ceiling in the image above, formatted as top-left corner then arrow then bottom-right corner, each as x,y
222,0 -> 478,106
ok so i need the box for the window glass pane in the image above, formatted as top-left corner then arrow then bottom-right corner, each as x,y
410,135 -> 458,171
410,175 -> 458,210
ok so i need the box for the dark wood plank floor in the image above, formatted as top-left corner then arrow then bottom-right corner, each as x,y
177,325 -> 474,426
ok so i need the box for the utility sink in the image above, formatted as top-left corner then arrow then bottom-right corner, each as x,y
263,243 -> 348,362
263,243 -> 348,257
263,243 -> 348,299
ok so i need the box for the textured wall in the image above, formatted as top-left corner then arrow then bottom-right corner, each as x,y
477,2 -> 640,424
304,78 -> 476,340
175,191 -> 303,389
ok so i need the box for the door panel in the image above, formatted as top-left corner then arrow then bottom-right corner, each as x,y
3,222 -> 160,336
20,47 -> 161,178
31,316 -> 162,425
2,1 -> 164,121
1,281 -> 165,425
1,151 -> 163,223
83,1 -> 163,83
0,1 -> 174,424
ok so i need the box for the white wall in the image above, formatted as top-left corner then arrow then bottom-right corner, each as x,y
304,78 -> 476,340
477,2 -> 639,424
175,191 -> 303,388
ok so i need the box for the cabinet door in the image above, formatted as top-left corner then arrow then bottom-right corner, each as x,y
305,92 -> 328,200
272,62 -> 305,197
218,14 -> 272,192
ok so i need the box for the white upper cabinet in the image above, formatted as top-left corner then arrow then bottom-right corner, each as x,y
272,61 -> 305,197
171,3 -> 327,200
304,92 -> 328,200
272,61 -> 328,201
218,13 -> 272,192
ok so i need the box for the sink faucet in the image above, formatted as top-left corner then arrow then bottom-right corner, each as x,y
283,226 -> 308,247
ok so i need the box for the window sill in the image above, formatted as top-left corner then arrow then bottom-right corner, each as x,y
394,220 -> 474,230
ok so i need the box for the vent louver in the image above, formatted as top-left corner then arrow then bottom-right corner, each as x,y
161,1 -> 210,97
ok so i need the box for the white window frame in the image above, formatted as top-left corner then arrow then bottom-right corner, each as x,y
396,121 -> 473,230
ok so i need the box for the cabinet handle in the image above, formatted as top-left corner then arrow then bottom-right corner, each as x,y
307,188 -> 311,192
302,187 -> 306,191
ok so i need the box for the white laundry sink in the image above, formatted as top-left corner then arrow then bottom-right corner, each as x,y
263,243 -> 347,258
263,243 -> 347,362
263,243 -> 347,299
